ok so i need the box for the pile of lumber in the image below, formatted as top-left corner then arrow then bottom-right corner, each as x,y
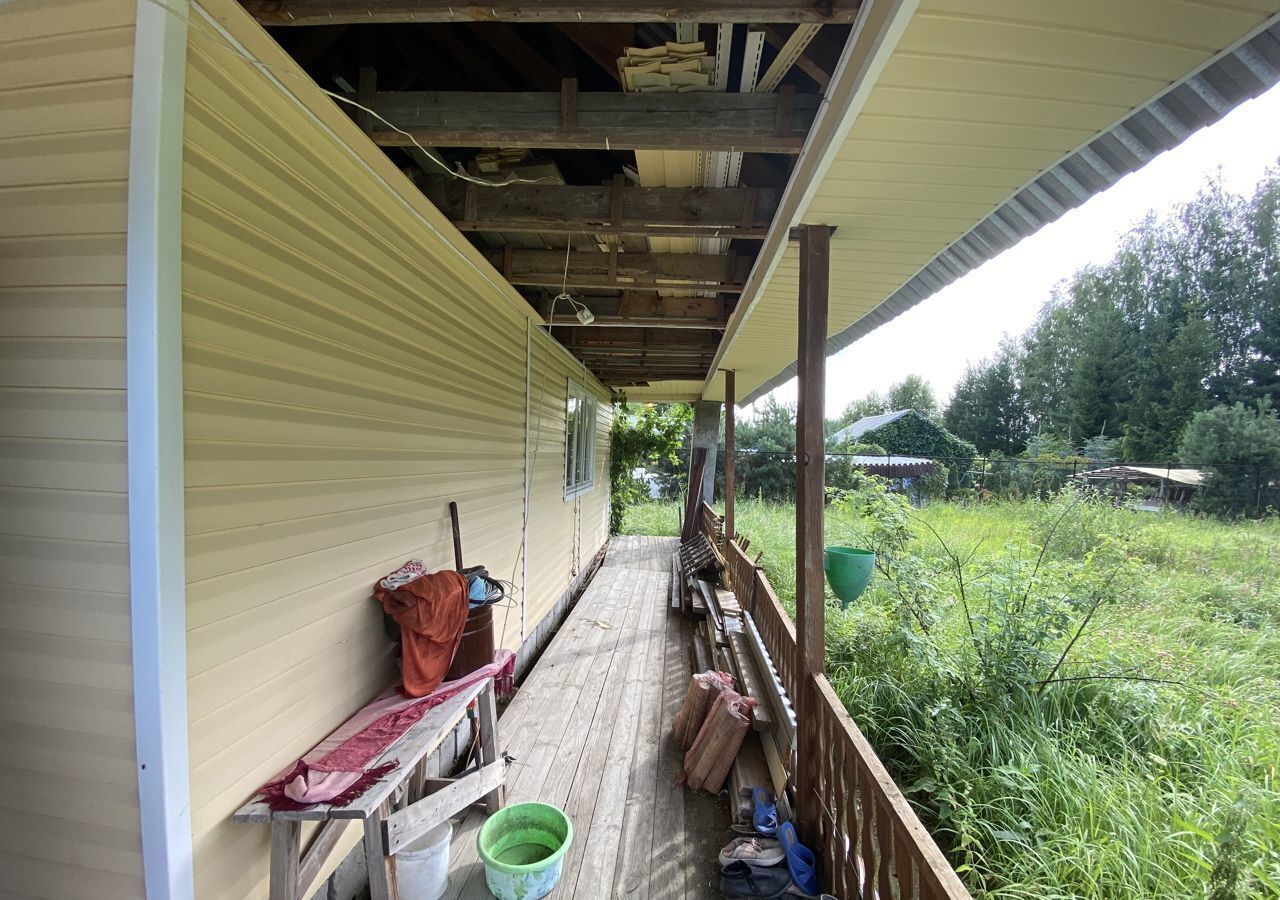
618,41 -> 715,93
670,544 -> 795,826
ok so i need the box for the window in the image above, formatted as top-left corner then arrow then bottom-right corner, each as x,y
564,379 -> 596,498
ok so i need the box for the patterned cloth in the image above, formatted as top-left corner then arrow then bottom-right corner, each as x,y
260,650 -> 515,811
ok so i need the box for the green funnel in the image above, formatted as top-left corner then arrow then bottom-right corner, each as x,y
824,546 -> 875,608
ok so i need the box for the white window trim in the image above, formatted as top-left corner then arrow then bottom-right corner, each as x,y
564,378 -> 597,500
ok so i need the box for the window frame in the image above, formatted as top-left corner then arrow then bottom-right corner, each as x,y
564,378 -> 597,499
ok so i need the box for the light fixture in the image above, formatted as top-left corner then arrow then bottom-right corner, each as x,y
574,304 -> 596,326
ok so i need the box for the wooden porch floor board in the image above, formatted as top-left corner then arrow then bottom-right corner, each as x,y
443,536 -> 726,900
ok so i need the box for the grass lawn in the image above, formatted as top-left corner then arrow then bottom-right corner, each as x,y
623,497 -> 1280,899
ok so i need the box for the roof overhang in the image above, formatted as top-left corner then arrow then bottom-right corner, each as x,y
705,1 -> 1280,405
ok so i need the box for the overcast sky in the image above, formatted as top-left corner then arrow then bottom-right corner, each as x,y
754,82 -> 1280,419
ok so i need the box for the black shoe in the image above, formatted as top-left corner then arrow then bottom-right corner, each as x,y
720,860 -> 793,899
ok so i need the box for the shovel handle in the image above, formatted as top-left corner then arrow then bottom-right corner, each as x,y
449,501 -> 464,571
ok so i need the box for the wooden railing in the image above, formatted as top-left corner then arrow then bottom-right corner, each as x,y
700,505 -> 971,900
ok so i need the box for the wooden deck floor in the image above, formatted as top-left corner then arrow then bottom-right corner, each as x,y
442,535 -> 727,900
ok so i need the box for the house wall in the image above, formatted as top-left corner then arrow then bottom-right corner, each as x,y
0,1 -> 145,897
180,2 -> 610,896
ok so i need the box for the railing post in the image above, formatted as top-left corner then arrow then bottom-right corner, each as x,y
723,368 -> 736,551
795,223 -> 830,845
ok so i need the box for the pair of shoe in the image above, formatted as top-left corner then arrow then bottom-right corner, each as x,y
721,789 -> 821,898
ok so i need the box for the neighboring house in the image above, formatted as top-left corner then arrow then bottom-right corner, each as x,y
4,1 -> 1278,898
828,409 -> 917,446
829,409 -> 976,463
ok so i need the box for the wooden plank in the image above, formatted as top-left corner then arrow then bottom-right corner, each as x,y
246,1 -> 863,25
382,760 -> 505,855
741,612 -> 796,742
726,630 -> 773,731
613,552 -> 673,899
297,819 -> 348,898
422,181 -> 779,239
268,820 -> 300,900
650,613 -> 689,900
444,565 -> 636,899
566,554 -> 661,896
670,553 -> 682,611
363,803 -> 395,900
548,316 -> 728,330
476,680 -> 504,813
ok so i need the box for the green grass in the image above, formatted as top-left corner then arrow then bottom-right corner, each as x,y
622,498 -> 1280,899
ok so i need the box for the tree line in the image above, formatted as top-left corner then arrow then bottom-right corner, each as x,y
943,170 -> 1278,463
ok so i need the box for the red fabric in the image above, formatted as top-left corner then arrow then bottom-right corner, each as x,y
259,651 -> 516,811
375,569 -> 469,697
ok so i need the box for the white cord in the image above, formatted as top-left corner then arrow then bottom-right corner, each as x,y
142,0 -> 559,188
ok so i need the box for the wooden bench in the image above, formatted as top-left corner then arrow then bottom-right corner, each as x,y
234,678 -> 505,900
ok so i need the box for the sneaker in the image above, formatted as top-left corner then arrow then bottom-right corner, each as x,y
718,836 -> 786,867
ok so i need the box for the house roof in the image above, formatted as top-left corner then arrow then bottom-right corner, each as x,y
700,3 -> 1280,405
1075,465 -> 1205,486
828,409 -> 914,444
845,454 -> 934,477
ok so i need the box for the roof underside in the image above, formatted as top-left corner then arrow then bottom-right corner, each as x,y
708,0 -> 1280,405
245,2 -> 1280,405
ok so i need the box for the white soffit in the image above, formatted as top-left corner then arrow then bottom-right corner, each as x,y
712,1 -> 1280,405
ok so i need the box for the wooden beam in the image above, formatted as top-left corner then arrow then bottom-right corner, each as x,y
365,90 -> 818,153
545,316 -> 727,330
794,223 -> 830,848
424,182 -> 780,239
247,1 -> 862,26
761,23 -> 830,89
486,249 -> 749,292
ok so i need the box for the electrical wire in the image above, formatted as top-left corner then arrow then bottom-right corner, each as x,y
142,0 -> 559,188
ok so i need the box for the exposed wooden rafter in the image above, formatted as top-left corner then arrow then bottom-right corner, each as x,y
246,1 -> 861,26
488,248 -> 749,292
366,88 -> 819,153
423,180 -> 779,239
546,315 -> 728,330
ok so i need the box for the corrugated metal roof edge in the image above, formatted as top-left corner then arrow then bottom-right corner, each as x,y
741,15 -> 1280,406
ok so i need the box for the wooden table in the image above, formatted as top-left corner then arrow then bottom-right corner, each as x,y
234,677 -> 505,900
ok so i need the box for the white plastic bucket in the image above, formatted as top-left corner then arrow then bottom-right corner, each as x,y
395,821 -> 453,900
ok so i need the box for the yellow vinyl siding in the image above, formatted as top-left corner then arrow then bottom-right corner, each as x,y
0,1 -> 143,898
182,3 -> 610,895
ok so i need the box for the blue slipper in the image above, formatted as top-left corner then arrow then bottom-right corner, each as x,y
778,822 -> 821,896
751,787 -> 777,835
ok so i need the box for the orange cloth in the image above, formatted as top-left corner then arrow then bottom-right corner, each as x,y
374,570 -> 469,697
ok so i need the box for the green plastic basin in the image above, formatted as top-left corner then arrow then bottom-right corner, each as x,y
477,802 -> 573,900
824,546 -> 875,608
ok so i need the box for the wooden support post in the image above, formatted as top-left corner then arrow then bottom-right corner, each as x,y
269,820 -> 301,900
477,679 -> 505,813
364,801 -> 396,900
794,223 -> 830,847
724,368 -> 736,551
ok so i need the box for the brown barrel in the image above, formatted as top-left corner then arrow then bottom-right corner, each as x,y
446,603 -> 495,681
